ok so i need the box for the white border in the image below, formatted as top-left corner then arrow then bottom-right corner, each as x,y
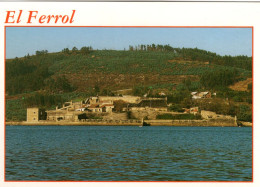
0,2 -> 259,187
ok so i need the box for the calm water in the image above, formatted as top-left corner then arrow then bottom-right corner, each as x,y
5,126 -> 252,181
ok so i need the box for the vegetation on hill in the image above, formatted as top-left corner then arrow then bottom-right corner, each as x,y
5,45 -> 252,122
6,45 -> 251,95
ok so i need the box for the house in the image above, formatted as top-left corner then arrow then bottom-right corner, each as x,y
76,108 -> 86,112
190,107 -> 199,114
45,100 -> 88,121
158,91 -> 166,96
46,109 -> 74,121
86,103 -> 114,113
199,92 -> 211,99
184,107 -> 199,115
191,91 -> 211,99
102,104 -> 114,113
85,97 -> 115,113
87,104 -> 103,113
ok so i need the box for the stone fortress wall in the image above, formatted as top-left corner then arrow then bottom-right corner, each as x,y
99,96 -> 141,103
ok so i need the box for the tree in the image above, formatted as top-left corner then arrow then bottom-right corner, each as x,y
129,45 -> 134,51
94,85 -> 100,94
113,100 -> 127,112
200,69 -> 238,89
36,50 -> 48,56
101,89 -> 114,96
183,78 -> 192,90
62,48 -> 70,54
238,104 -> 252,122
72,46 -> 78,54
80,46 -> 92,55
45,76 -> 74,93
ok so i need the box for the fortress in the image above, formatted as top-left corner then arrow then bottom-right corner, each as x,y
22,95 -> 243,127
26,96 -> 167,122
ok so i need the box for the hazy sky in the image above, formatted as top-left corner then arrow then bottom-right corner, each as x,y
6,27 -> 252,59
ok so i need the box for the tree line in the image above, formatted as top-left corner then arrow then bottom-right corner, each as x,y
62,46 -> 93,55
128,44 -> 252,71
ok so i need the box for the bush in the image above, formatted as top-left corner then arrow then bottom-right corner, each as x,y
168,104 -> 184,112
238,105 -> 252,122
113,100 -> 128,112
6,99 -> 26,121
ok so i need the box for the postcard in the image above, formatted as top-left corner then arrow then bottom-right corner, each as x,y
0,1 -> 259,187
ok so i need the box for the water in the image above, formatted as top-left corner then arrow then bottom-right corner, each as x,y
5,126 -> 252,181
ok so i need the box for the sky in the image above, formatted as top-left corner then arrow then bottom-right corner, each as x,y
6,27 -> 252,59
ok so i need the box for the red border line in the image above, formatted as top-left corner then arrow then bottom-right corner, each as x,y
4,25 -> 253,28
4,25 -> 254,183
4,26 -> 6,183
252,26 -> 254,182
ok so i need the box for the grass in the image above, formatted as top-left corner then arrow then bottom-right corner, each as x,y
6,99 -> 26,121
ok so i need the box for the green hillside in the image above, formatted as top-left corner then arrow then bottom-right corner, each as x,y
6,46 -> 252,95
5,45 -> 252,122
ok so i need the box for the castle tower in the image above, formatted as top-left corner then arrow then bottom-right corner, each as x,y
27,108 -> 39,122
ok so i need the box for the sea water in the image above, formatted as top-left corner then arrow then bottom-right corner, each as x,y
5,126 -> 252,181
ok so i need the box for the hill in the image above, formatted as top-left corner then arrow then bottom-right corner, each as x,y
6,46 -> 252,95
5,45 -> 252,122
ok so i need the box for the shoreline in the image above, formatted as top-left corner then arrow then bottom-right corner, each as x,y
5,120 -> 252,127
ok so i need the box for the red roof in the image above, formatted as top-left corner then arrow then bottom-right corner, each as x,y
88,104 -> 101,108
102,104 -> 114,107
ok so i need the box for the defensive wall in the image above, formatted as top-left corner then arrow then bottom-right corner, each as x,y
99,96 -> 141,103
144,118 -> 237,127
6,119 -> 142,126
6,118 -> 241,127
200,110 -> 234,120
130,108 -> 192,120
129,107 -> 167,120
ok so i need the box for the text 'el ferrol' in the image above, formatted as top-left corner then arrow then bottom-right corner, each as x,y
5,10 -> 76,24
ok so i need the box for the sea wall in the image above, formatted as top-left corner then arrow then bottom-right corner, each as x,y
130,109 -> 182,120
240,121 -> 253,127
144,119 -> 237,127
6,118 -> 239,127
6,119 -> 142,126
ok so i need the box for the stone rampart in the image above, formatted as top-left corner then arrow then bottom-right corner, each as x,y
130,109 -> 157,120
130,110 -> 188,120
201,110 -> 234,120
99,96 -> 141,103
103,112 -> 128,120
6,119 -> 142,126
144,118 -> 237,127
6,117 -> 238,127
